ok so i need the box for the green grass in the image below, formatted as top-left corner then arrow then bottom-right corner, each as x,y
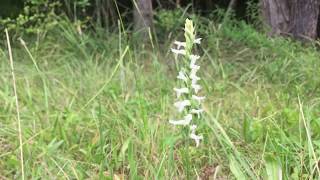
1,18 -> 320,179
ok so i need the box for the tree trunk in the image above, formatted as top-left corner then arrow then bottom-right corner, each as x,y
291,0 -> 320,40
261,0 -> 320,41
261,0 -> 291,36
133,0 -> 153,40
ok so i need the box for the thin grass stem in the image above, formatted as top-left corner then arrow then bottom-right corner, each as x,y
5,29 -> 25,180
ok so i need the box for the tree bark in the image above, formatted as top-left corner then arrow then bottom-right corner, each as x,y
291,0 -> 320,40
133,0 -> 153,39
261,0 -> 290,36
261,0 -> 320,41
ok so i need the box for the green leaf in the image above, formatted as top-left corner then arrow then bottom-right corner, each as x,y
229,157 -> 246,180
265,156 -> 282,180
119,138 -> 131,161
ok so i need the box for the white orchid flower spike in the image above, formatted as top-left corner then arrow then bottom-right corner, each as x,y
169,19 -> 205,147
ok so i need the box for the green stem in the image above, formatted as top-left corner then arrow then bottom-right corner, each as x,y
182,126 -> 191,179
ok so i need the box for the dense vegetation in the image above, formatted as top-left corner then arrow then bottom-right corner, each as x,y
1,1 -> 320,179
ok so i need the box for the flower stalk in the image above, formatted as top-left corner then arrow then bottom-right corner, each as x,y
169,19 -> 204,147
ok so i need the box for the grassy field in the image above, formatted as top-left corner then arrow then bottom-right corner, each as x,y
1,17 -> 320,179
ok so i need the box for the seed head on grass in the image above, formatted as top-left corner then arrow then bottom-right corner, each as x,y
169,19 -> 204,147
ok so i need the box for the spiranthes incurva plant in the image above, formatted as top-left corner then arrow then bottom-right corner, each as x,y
169,19 -> 204,147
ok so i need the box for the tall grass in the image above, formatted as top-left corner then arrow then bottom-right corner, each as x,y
1,15 -> 320,179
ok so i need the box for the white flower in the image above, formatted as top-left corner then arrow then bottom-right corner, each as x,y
191,84 -> 202,93
191,109 -> 204,118
169,114 -> 192,126
190,64 -> 200,70
190,54 -> 200,61
177,71 -> 188,82
190,68 -> 199,82
190,132 -> 203,147
171,48 -> 186,55
190,65 -> 200,73
190,70 -> 200,85
173,87 -> 189,98
190,125 -> 203,147
190,67 -> 200,85
191,78 -> 200,85
190,124 -> 197,131
190,69 -> 196,77
174,100 -> 191,112
192,95 -> 206,103
174,41 -> 186,49
190,73 -> 200,82
194,38 -> 202,44
192,79 -> 199,85
190,55 -> 200,66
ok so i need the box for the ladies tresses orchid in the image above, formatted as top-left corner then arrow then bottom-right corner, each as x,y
169,19 -> 205,147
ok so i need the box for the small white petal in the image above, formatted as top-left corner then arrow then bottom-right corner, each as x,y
190,55 -> 200,65
169,119 -> 190,126
174,100 -> 191,112
190,60 -> 196,67
184,114 -> 193,121
191,79 -> 199,85
190,55 -> 200,60
190,133 -> 203,147
174,41 -> 186,49
190,73 -> 200,81
190,69 -> 197,77
177,71 -> 188,82
191,109 -> 204,118
192,95 -> 205,103
191,78 -> 200,85
173,87 -> 189,98
190,70 -> 200,85
190,124 -> 197,131
190,67 -> 199,83
191,84 -> 202,93
169,114 -> 192,126
190,55 -> 200,68
171,48 -> 186,55
190,67 -> 200,84
190,64 -> 200,70
194,38 -> 202,44
189,125 -> 203,147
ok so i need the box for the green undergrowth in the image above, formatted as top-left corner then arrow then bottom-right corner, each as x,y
1,18 -> 320,179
